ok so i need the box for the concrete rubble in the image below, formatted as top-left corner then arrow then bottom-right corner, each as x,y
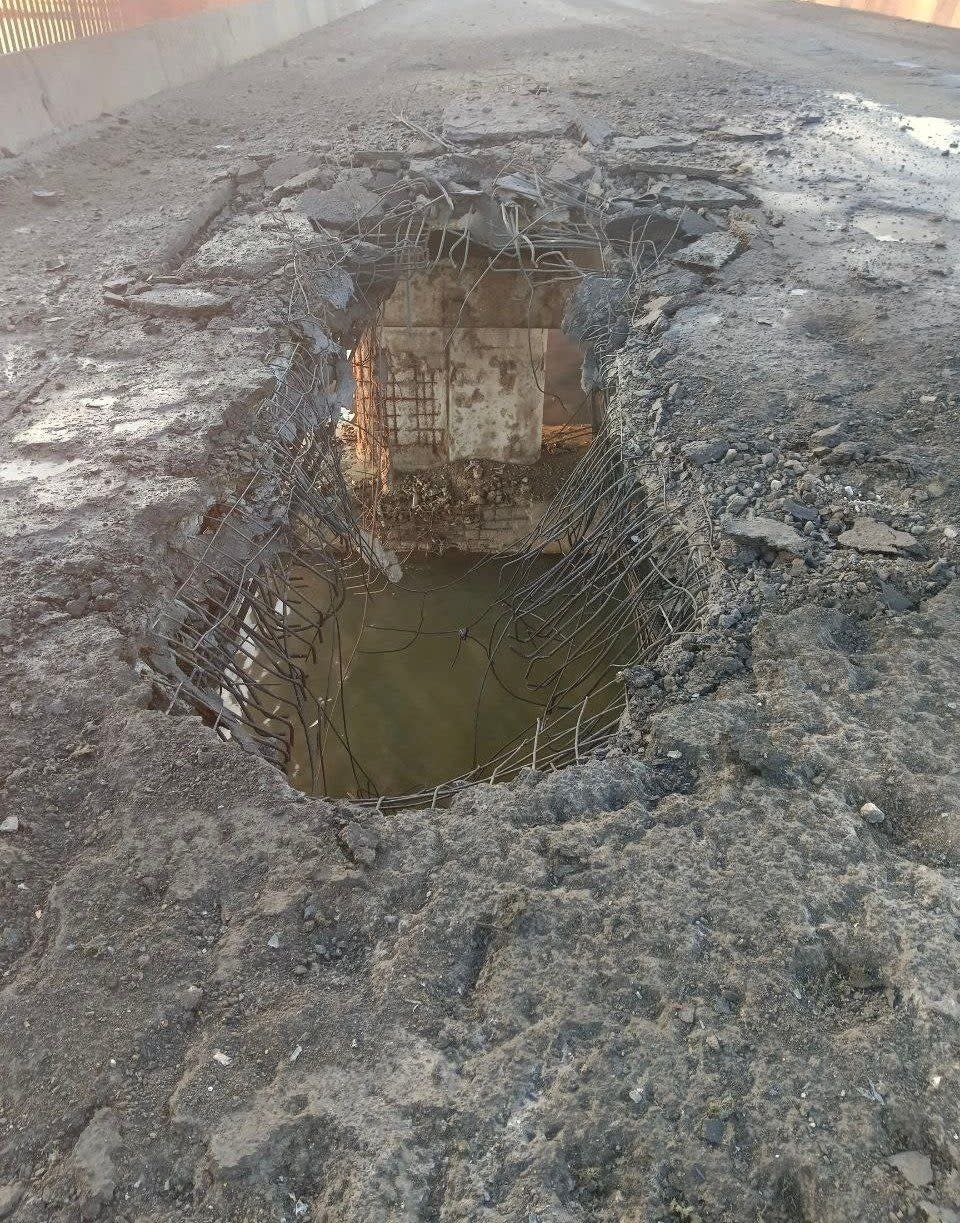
672,229 -> 743,272
120,285 -> 232,318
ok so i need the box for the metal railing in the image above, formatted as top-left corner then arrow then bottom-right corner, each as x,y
1,0 -> 234,53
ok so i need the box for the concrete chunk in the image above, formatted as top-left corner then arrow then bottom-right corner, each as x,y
605,206 -> 681,247
682,440 -> 727,467
297,175 -> 383,229
443,94 -> 572,144
888,1151 -> 934,1188
263,152 -> 320,189
611,133 -> 696,155
714,124 -> 783,142
189,217 -> 316,278
268,167 -> 333,202
838,517 -> 923,556
125,286 -> 231,319
547,149 -> 595,186
673,230 -> 743,272
722,514 -> 808,554
657,180 -> 747,209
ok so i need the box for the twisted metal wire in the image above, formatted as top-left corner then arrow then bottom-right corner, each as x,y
148,150 -> 712,810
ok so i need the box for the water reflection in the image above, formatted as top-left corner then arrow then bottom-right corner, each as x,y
252,551 -> 630,800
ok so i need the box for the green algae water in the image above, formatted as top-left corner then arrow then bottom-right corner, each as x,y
241,550 -> 633,802
292,551 -> 560,798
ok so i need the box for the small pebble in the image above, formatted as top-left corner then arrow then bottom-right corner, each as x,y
860,802 -> 886,825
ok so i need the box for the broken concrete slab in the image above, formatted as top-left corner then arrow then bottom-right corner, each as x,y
673,230 -> 742,272
887,1152 -> 934,1189
188,217 -> 317,278
722,514 -> 809,554
657,180 -> 748,209
231,157 -> 262,182
263,151 -> 320,190
443,94 -> 573,144
268,167 -> 334,203
297,173 -> 384,229
441,92 -> 615,147
124,286 -> 231,319
713,124 -> 783,142
611,134 -> 696,155
156,179 -> 236,271
837,517 -> 924,556
605,206 -> 681,248
674,207 -> 720,239
547,149 -> 594,186
566,106 -> 617,148
350,148 -> 407,170
782,500 -> 820,523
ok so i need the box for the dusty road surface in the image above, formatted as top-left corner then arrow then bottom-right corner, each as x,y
2,0 -> 960,1220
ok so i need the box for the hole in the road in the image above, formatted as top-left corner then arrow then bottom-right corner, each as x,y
150,181 -> 707,808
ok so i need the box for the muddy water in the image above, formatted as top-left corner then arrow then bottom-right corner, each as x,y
275,551 -> 626,800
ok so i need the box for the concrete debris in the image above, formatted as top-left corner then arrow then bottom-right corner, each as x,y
493,171 -> 543,201
231,157 -> 262,181
189,216 -> 316,278
810,424 -> 848,449
782,500 -> 820,523
441,92 -> 615,147
567,106 -> 617,147
605,205 -> 683,248
156,179 -> 235,271
66,1109 -> 122,1217
837,517 -> 923,556
888,1151 -> 934,1188
611,133 -> 696,154
713,124 -> 783,141
657,179 -> 748,209
860,801 -> 886,824
0,1184 -> 24,1220
124,286 -> 231,319
297,173 -> 383,229
682,440 -> 728,467
721,514 -> 809,554
563,276 -> 632,379
268,167 -> 333,202
338,821 -> 380,867
263,152 -> 320,190
351,148 -> 407,170
672,230 -> 743,272
547,149 -> 594,186
442,94 -> 574,144
674,207 -> 720,239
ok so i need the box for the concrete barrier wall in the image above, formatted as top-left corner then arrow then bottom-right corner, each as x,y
0,0 -> 378,155
800,0 -> 960,29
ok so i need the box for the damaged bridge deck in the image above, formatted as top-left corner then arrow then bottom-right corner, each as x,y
0,0 -> 959,1220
